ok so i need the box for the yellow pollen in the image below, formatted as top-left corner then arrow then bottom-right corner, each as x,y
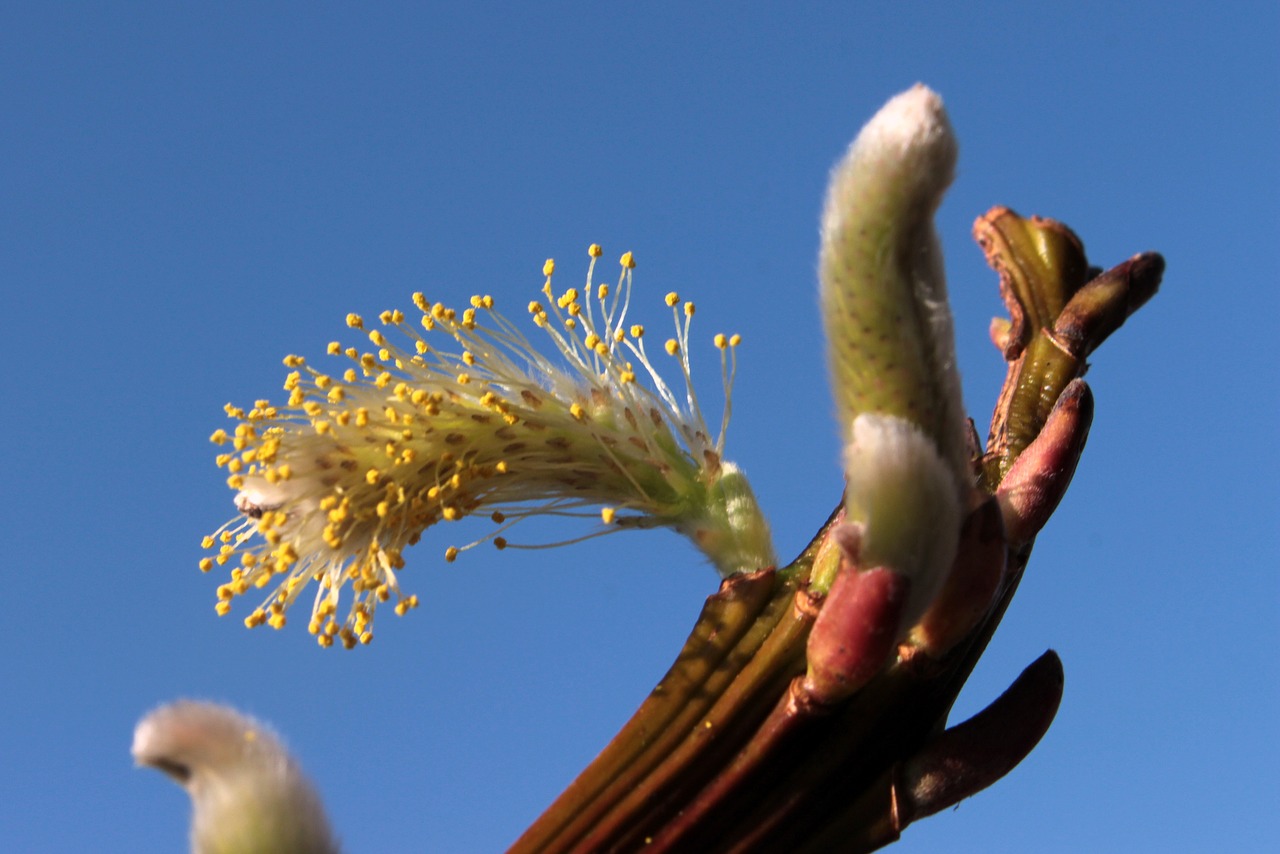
684,301 -> 696,317
714,333 -> 728,349
601,507 -> 617,524
588,244 -> 602,258
444,546 -> 459,562
346,313 -> 364,329
630,324 -> 644,338
665,292 -> 680,307
665,339 -> 680,356
543,259 -> 555,276
620,251 -> 636,269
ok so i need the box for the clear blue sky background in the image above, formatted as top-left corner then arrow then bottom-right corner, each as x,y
2,3 -> 1276,852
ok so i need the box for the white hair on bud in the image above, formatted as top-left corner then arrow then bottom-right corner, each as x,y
821,84 -> 957,236
843,413 -> 963,628
133,701 -> 339,854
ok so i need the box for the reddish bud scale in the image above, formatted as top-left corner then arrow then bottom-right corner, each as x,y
899,650 -> 1065,824
803,565 -> 911,706
908,496 -> 1007,657
997,379 -> 1094,545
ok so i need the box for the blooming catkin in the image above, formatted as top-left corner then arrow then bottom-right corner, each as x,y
202,247 -> 774,647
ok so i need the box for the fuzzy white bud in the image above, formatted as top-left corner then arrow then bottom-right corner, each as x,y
133,701 -> 339,854
819,85 -> 970,618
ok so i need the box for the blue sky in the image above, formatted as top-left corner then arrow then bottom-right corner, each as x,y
2,2 -> 1276,852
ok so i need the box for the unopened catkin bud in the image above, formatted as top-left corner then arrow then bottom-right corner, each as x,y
818,85 -> 969,625
133,701 -> 339,854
